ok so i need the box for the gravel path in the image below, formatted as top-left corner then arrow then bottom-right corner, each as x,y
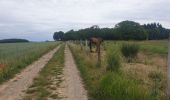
0,46 -> 60,100
58,45 -> 88,100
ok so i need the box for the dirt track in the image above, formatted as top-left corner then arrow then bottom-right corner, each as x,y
0,46 -> 60,100
58,45 -> 88,100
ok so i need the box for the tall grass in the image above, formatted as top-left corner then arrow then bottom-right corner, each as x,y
121,43 -> 139,61
69,43 -> 150,100
105,41 -> 167,99
0,42 -> 59,83
95,72 -> 149,100
69,44 -> 101,99
106,50 -> 121,72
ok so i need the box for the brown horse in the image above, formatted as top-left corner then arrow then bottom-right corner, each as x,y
89,37 -> 103,52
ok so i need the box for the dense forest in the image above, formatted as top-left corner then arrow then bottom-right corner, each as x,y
53,20 -> 170,41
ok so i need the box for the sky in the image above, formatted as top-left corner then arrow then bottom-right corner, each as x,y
0,0 -> 170,41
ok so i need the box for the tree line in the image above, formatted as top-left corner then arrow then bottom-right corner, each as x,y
53,20 -> 170,41
0,39 -> 29,43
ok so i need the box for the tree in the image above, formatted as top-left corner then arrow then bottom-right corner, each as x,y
57,20 -> 169,41
53,31 -> 64,41
115,20 -> 147,40
143,23 -> 169,40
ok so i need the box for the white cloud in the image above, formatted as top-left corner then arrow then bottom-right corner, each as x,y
0,0 -> 169,41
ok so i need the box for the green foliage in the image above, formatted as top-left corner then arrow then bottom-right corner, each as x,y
106,51 -> 121,72
115,20 -> 147,40
121,43 -> 139,60
95,72 -> 149,100
53,31 -> 64,41
60,21 -> 170,41
63,21 -> 148,40
143,23 -> 169,40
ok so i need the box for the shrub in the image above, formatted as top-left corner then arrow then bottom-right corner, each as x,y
106,51 -> 121,72
121,43 -> 139,60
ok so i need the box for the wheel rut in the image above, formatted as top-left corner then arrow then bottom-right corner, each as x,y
58,45 -> 88,100
0,46 -> 60,100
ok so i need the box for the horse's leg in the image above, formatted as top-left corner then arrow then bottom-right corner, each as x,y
96,43 -> 101,63
89,41 -> 92,52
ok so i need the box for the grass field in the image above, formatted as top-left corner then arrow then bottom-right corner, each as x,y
0,42 -> 59,83
104,40 -> 168,54
69,40 -> 167,100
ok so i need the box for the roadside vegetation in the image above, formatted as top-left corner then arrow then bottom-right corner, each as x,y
69,40 -> 167,100
0,42 -> 59,83
121,43 -> 139,59
106,49 -> 121,72
23,44 -> 64,100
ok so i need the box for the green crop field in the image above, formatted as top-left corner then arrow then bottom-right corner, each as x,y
104,40 -> 168,54
69,40 -> 167,100
0,42 -> 59,83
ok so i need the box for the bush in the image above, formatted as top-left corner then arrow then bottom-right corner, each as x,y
106,51 -> 121,72
121,43 -> 139,60
95,73 -> 149,100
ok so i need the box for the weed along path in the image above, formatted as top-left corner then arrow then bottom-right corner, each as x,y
59,45 -> 88,100
0,45 -> 60,100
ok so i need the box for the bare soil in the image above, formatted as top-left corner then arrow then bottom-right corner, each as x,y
0,46 -> 60,100
58,45 -> 88,100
